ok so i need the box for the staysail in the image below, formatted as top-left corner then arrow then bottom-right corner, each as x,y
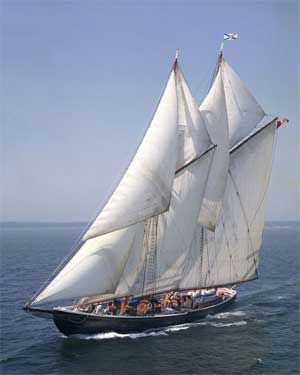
180,119 -> 277,289
198,66 -> 229,230
83,68 -> 179,240
32,224 -> 144,305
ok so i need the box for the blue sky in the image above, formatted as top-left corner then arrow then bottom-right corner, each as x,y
2,0 -> 299,222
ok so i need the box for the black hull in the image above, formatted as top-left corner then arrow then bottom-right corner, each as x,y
52,292 -> 237,336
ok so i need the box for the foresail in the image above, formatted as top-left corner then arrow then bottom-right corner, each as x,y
83,68 -> 179,241
222,59 -> 265,148
115,146 -> 216,297
31,223 -> 144,305
198,68 -> 229,230
180,120 -> 277,289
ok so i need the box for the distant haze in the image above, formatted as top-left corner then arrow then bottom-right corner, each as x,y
3,0 -> 299,222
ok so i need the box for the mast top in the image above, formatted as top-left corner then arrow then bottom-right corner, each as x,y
221,33 -> 239,54
173,48 -> 179,70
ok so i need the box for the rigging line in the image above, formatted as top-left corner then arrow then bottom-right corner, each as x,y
228,169 -> 258,278
176,62 -> 212,148
193,147 -> 218,287
221,215 -> 239,281
180,226 -> 199,286
194,64 -> 215,102
224,62 -> 244,116
207,220 -> 224,285
249,125 -> 278,228
213,228 -> 220,286
113,229 -> 141,294
28,238 -> 84,305
141,219 -> 151,296
208,50 -> 223,93
169,144 -> 217,254
153,215 -> 158,296
199,227 -> 205,286
204,228 -> 211,286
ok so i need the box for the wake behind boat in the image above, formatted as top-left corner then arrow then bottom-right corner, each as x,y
24,34 -> 288,336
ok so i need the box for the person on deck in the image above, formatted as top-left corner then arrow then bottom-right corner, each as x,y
120,297 -> 127,315
107,301 -> 117,315
94,303 -> 104,315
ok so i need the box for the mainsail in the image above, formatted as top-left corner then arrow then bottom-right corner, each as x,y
180,120 -> 277,289
30,46 -> 279,307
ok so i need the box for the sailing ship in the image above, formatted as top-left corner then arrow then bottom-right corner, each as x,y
24,35 -> 287,336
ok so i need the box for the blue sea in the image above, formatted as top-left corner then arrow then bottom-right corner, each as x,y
1,222 -> 299,375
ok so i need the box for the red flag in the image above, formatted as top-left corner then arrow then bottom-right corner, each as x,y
276,118 -> 289,128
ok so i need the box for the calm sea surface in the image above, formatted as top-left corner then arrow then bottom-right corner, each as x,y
1,222 -> 299,375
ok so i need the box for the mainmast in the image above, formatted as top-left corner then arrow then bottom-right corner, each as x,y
208,33 -> 238,91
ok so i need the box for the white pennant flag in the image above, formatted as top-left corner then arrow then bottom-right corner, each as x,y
224,33 -> 238,41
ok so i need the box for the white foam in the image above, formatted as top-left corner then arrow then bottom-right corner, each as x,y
165,324 -> 191,332
66,316 -> 248,341
71,330 -> 168,341
209,321 -> 247,327
207,311 -> 246,319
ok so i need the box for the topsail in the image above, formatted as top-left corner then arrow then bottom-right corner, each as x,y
222,59 -> 265,147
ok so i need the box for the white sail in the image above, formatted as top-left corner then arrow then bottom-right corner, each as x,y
32,62 -> 215,305
180,121 -> 277,289
198,68 -> 229,230
116,146 -> 216,296
222,59 -> 265,148
83,69 -> 179,241
32,223 -> 144,305
176,65 -> 212,169
29,49 -> 278,308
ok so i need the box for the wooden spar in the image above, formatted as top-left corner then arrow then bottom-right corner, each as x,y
230,118 -> 278,154
175,144 -> 217,174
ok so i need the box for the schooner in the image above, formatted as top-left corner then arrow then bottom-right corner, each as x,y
24,35 -> 286,336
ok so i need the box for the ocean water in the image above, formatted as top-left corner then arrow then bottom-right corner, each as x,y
1,222 -> 299,375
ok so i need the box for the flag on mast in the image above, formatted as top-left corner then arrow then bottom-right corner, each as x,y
224,33 -> 238,40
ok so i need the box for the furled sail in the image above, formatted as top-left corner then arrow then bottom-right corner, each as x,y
32,223 -> 144,305
222,59 -> 265,148
180,120 -> 277,289
198,67 -> 229,230
83,68 -> 179,241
